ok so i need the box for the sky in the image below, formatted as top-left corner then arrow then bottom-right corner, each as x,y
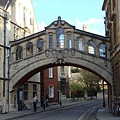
32,0 -> 105,36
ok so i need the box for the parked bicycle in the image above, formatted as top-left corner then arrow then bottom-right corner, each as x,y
112,100 -> 120,116
21,100 -> 27,110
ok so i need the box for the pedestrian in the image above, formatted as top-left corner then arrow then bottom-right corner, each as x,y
33,94 -> 38,112
45,94 -> 49,107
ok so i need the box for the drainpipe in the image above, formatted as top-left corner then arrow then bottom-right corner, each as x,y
2,0 -> 10,113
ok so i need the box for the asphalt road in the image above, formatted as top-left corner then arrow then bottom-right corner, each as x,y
15,100 -> 102,120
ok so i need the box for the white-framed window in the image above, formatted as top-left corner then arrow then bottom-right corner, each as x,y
49,86 -> 54,98
49,67 -> 53,78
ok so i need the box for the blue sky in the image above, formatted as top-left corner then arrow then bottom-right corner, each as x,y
32,0 -> 105,35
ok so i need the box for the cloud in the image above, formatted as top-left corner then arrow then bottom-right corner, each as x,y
66,18 -> 105,35
38,22 -> 46,31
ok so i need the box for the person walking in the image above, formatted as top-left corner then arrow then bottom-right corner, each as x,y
33,94 -> 38,112
45,94 -> 49,107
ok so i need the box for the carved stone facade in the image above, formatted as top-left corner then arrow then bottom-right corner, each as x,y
102,0 -> 120,100
0,0 -> 40,112
8,16 -> 112,111
0,0 -> 115,113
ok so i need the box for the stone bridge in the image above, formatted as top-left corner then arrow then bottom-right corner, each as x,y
9,17 -> 112,91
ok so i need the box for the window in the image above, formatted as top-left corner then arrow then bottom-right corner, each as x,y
49,86 -> 54,98
14,26 -> 19,40
23,84 -> 28,100
99,44 -> 107,58
37,39 -> 44,52
33,84 -> 37,97
88,40 -> 96,55
56,27 -> 64,48
77,37 -> 84,51
26,42 -> 33,56
67,34 -> 72,49
16,46 -> 23,60
49,35 -> 53,49
49,67 -> 53,78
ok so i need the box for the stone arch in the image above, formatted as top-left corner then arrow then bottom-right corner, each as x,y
9,54 -> 112,91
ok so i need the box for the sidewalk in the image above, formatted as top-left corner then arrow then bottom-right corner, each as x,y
96,107 -> 120,120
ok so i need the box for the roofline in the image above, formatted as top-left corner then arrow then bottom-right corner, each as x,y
102,0 -> 107,10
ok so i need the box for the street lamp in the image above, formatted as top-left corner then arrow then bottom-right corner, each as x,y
103,80 -> 106,107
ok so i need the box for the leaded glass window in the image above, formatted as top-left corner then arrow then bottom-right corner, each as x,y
37,39 -> 44,52
16,46 -> 23,60
99,44 -> 107,58
56,27 -> 64,48
77,38 -> 84,51
26,42 -> 33,56
49,35 -> 53,49
88,40 -> 96,54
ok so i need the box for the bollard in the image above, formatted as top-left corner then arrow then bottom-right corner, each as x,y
43,103 -> 45,110
60,101 -> 62,106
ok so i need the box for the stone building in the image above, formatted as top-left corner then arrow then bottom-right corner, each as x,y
102,0 -> 120,100
0,0 -> 40,112
0,0 -> 70,112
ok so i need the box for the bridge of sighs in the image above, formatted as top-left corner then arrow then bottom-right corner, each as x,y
9,16 -> 112,92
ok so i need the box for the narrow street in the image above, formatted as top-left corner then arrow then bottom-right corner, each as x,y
14,100 -> 102,120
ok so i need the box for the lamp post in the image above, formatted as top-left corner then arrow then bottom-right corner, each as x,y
103,80 -> 106,107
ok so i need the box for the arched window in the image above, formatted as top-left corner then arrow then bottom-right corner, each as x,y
16,46 -> 23,60
77,37 -> 84,51
37,39 -> 44,52
99,44 -> 107,58
56,27 -> 64,48
67,34 -> 72,49
26,42 -> 33,56
88,40 -> 96,54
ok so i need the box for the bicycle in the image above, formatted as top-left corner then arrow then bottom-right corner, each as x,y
21,101 -> 27,110
112,101 -> 120,116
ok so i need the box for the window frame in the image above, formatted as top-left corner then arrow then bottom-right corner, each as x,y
49,67 -> 53,78
56,27 -> 64,49
77,37 -> 85,51
26,42 -> 33,56
88,40 -> 96,55
37,39 -> 44,52
99,44 -> 107,58
49,86 -> 54,98
16,46 -> 23,60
